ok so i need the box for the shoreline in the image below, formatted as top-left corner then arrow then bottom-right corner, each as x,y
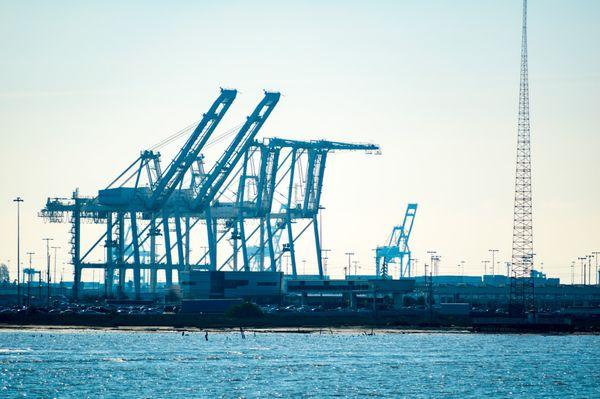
1,324 -> 597,335
0,324 -> 472,334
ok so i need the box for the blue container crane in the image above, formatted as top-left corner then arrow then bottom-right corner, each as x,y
375,203 -> 418,279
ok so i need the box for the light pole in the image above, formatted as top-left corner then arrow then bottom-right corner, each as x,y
26,252 -> 34,306
578,257 -> 587,285
592,252 -> 600,285
344,252 -> 354,277
13,197 -> 23,306
482,260 -> 490,278
352,260 -> 359,276
488,250 -> 499,276
43,238 -> 53,306
322,249 -> 331,276
426,251 -> 437,277
587,255 -> 593,287
51,246 -> 60,290
432,255 -> 441,276
571,261 -> 575,285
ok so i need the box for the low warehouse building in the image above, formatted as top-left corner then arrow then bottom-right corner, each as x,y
180,270 -> 283,301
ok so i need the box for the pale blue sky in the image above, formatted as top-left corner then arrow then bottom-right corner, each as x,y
1,1 -> 599,283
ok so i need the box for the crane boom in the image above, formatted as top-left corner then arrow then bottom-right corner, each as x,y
266,137 -> 379,152
148,88 -> 237,209
191,91 -> 280,211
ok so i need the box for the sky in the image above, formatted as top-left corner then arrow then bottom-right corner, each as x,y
0,0 -> 599,284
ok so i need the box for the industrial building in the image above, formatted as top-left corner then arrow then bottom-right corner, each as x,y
180,270 -> 282,301
286,277 -> 415,309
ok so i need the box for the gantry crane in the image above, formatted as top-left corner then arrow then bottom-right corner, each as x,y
40,89 -> 380,301
375,203 -> 418,279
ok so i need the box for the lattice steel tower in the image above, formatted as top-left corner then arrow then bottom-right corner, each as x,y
510,0 -> 534,312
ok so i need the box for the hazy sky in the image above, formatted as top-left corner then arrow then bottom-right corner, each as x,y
1,1 -> 599,283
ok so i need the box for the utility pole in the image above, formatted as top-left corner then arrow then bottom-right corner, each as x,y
489,249 -> 499,275
26,252 -> 34,307
13,197 -> 23,306
43,238 -> 53,306
571,261 -> 575,285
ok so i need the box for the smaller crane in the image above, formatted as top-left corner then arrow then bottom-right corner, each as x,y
375,203 -> 418,279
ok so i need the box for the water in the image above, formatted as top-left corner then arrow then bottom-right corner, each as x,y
0,330 -> 599,398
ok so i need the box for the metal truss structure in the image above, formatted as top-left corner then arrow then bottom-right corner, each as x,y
375,203 -> 417,279
510,0 -> 535,313
40,89 -> 379,300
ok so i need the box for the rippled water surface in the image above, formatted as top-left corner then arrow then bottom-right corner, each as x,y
1,330 -> 599,398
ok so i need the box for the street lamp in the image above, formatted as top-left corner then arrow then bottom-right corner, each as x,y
13,197 -> 23,306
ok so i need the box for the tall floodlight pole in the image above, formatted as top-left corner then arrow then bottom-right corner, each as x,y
43,238 -> 53,306
26,252 -> 34,307
344,252 -> 354,277
51,246 -> 60,289
578,257 -> 586,284
592,252 -> 600,285
13,197 -> 23,306
426,251 -> 437,277
322,249 -> 331,276
482,260 -> 490,278
587,255 -> 593,286
510,0 -> 535,313
489,249 -> 499,275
